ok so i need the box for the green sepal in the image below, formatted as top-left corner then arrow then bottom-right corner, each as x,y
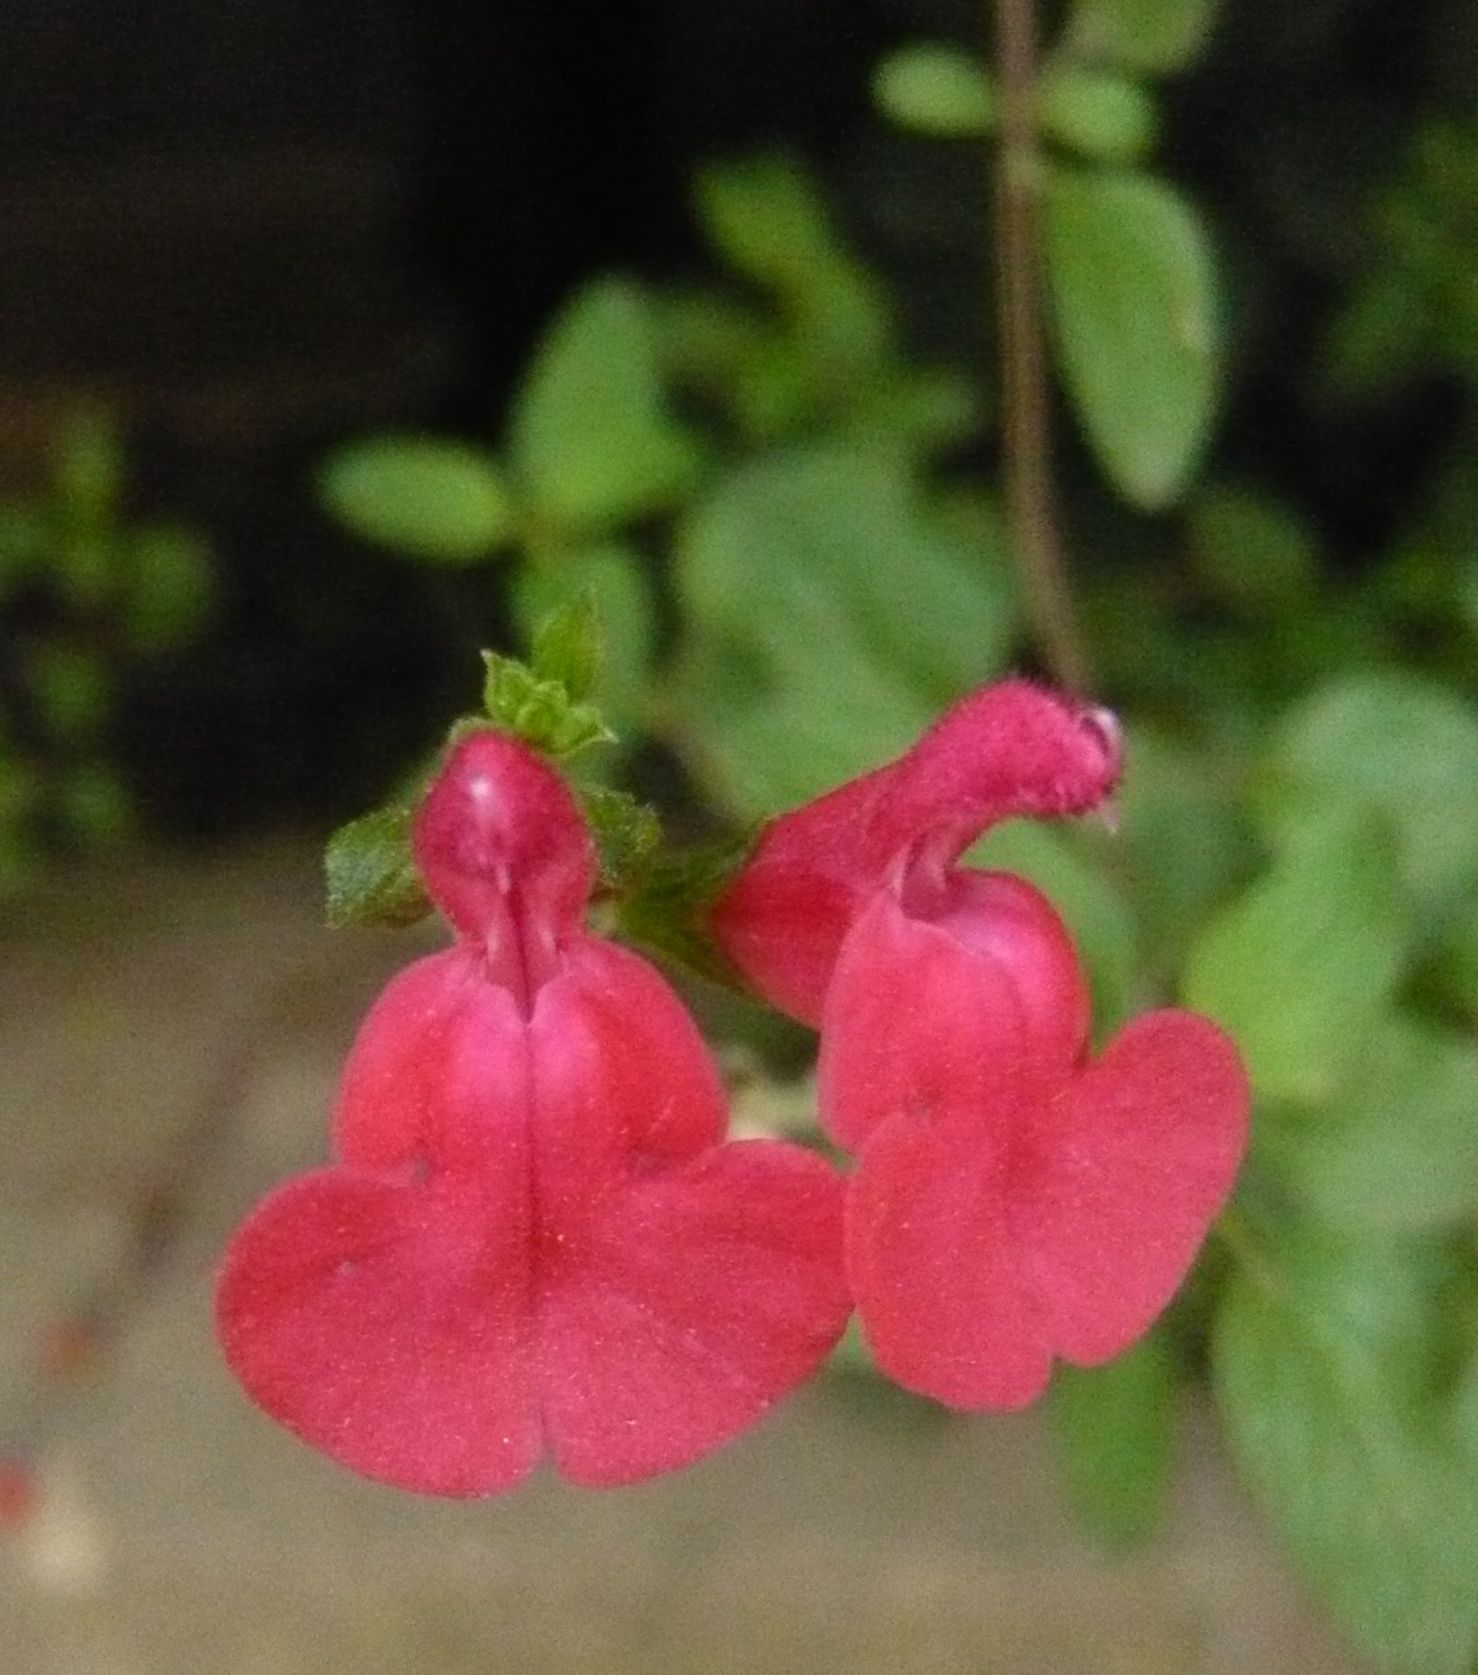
324,805 -> 433,931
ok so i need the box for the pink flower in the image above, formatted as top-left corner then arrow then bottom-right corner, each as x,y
713,680 -> 1249,1410
217,732 -> 849,1496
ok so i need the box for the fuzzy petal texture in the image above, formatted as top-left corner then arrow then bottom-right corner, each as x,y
713,681 -> 1120,1022
844,1008 -> 1248,1409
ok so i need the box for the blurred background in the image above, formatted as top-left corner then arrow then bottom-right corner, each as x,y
2,0 -> 1477,1670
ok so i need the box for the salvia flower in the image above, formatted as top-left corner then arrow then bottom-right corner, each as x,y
713,680 -> 1249,1410
217,731 -> 850,1496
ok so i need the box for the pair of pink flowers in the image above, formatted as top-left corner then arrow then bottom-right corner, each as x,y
217,682 -> 1248,1495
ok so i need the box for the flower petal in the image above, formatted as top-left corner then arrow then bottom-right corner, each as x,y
215,1168 -> 540,1497
541,1140 -> 850,1485
1021,1009 -> 1249,1365
847,1111 -> 1053,1409
817,892 -> 1030,1153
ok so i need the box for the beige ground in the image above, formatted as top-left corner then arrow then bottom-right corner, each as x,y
0,843 -> 1363,1675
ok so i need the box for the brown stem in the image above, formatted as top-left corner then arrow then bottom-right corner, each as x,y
992,0 -> 1093,694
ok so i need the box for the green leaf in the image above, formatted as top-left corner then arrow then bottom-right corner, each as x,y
510,279 -> 701,533
1264,673 -> 1478,911
124,523 -> 214,653
1188,486 -> 1320,615
1262,1015 -> 1478,1232
578,785 -> 662,890
1040,66 -> 1159,163
514,544 -> 656,731
480,654 -> 616,760
324,806 -> 432,931
529,591 -> 602,703
57,762 -> 132,843
29,644 -> 109,743
1066,0 -> 1219,77
672,448 -> 1017,818
53,407 -> 122,533
1182,809 -> 1404,1103
0,504 -> 46,590
1048,1333 -> 1177,1553
872,43 -> 996,137
1043,167 -> 1219,509
319,437 -> 516,563
694,157 -> 891,374
965,820 -> 1140,1034
615,830 -> 757,989
1214,1231 -> 1478,1675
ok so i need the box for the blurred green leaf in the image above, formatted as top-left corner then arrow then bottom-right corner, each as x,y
1040,66 -> 1159,163
1265,673 -> 1478,911
579,785 -> 663,891
0,504 -> 46,591
1215,1230 -> 1478,1675
528,590 -> 602,704
320,437 -> 516,563
511,279 -> 700,533
1044,167 -> 1219,510
673,448 -> 1017,818
324,806 -> 432,931
966,820 -> 1140,1033
514,544 -> 656,732
1183,809 -> 1404,1103
1048,1332 -> 1178,1553
125,523 -> 214,653
614,828 -> 756,988
30,644 -> 109,743
1263,1015 -> 1478,1232
1065,0 -> 1219,76
695,156 -> 891,376
57,762 -> 132,843
1188,486 -> 1320,614
54,407 -> 122,532
872,43 -> 996,137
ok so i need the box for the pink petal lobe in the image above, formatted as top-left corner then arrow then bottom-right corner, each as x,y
530,941 -> 850,1483
215,1168 -> 540,1497
541,1141 -> 850,1486
847,1112 -> 1053,1410
1022,1010 -> 1250,1366
817,892 -> 1030,1153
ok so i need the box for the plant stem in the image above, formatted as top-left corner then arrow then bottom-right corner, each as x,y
992,0 -> 1093,693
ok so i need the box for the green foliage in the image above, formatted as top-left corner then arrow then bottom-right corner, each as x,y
1044,167 -> 1219,509
319,437 -> 516,563
0,409 -> 214,888
1065,0 -> 1220,77
1040,66 -> 1159,163
1215,1229 -> 1478,1675
324,806 -> 432,931
1047,1333 -> 1178,1552
1183,809 -> 1404,1103
872,43 -> 996,136
673,447 -> 1016,817
511,279 -> 701,533
1188,486 -> 1320,615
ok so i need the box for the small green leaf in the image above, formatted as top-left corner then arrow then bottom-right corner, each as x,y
124,523 -> 214,653
1048,1333 -> 1177,1553
319,437 -> 516,563
30,644 -> 110,743
0,504 -> 46,590
1265,673 -> 1478,911
615,829 -> 757,988
529,591 -> 602,703
54,407 -> 122,532
579,785 -> 662,889
510,279 -> 700,532
1066,0 -> 1219,77
1044,167 -> 1219,509
480,653 -> 615,760
872,43 -> 997,137
324,806 -> 432,931
1263,1015 -> 1478,1232
1214,1231 -> 1478,1675
1188,486 -> 1319,614
1040,66 -> 1158,163
57,762 -> 132,843
1182,809 -> 1404,1103
514,544 -> 656,731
